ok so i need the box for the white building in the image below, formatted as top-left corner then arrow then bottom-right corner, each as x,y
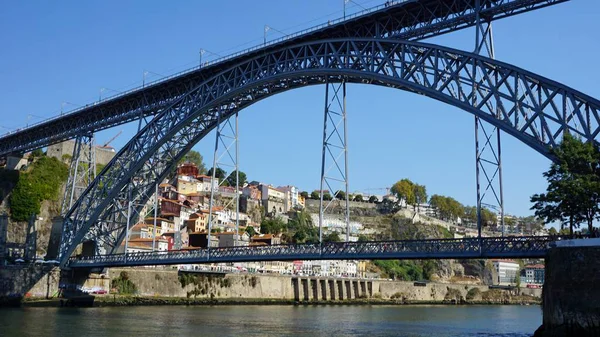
310,214 -> 364,235
197,175 -> 219,193
278,185 -> 300,210
492,260 -> 520,285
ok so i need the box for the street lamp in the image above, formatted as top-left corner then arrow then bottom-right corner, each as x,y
26,114 -> 44,127
60,101 -> 79,115
264,25 -> 286,46
143,70 -> 165,87
199,49 -> 221,67
99,87 -> 120,101
344,0 -> 366,18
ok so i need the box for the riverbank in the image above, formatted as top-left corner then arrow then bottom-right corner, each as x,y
19,294 -> 540,307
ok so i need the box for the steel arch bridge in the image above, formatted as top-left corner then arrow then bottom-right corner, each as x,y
57,36 -> 600,267
0,0 -> 569,157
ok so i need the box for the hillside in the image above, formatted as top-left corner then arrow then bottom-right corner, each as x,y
0,156 -> 68,256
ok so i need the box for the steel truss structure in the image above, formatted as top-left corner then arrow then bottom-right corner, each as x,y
56,37 -> 600,266
61,134 -> 96,216
0,0 -> 568,157
319,79 -> 350,242
473,0 -> 504,237
207,108 -> 240,248
67,235 -> 563,268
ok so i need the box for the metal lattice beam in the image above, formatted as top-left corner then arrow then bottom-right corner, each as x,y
0,0 -> 568,157
66,235 -> 565,268
473,0 -> 505,238
61,134 -> 96,216
319,79 -> 350,242
57,37 -> 600,266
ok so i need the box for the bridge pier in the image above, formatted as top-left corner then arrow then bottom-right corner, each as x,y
535,243 -> 600,336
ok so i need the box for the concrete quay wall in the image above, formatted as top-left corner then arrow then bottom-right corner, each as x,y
0,265 -> 59,298
99,268 -> 535,303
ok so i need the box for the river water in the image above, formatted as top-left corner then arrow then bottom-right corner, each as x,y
0,305 -> 540,337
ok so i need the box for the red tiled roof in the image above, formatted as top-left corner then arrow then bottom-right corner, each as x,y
252,234 -> 274,239
129,238 -> 168,243
144,217 -> 174,223
525,264 -> 544,269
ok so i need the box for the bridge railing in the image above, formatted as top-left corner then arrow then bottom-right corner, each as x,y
1,1 -> 415,138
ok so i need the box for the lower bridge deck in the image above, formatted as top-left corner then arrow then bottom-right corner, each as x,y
67,236 -> 563,268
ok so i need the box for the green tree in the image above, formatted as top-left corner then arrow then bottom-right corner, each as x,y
30,149 -> 44,158
335,190 -> 346,200
353,194 -> 364,202
323,232 -> 341,242
245,226 -> 257,237
226,170 -> 247,187
548,227 -> 558,236
368,195 -> 379,203
391,179 -> 415,206
505,216 -> 517,233
260,217 -> 287,235
300,191 -> 309,199
322,192 -> 333,201
480,207 -> 497,227
207,167 -> 227,181
463,206 -> 477,225
357,234 -> 369,242
179,150 -> 206,174
10,157 -> 68,221
429,195 -> 464,221
310,191 -> 320,200
530,133 -> 600,234
413,184 -> 427,211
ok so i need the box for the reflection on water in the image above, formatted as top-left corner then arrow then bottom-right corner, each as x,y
0,305 -> 540,337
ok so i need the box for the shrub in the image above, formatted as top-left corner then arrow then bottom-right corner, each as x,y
390,292 -> 404,299
112,271 -> 137,295
9,156 -> 68,221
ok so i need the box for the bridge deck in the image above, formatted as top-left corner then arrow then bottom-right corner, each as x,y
67,236 -> 559,269
0,0 -> 567,156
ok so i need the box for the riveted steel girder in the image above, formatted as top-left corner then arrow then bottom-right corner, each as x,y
57,37 -> 600,266
0,0 -> 568,157
66,235 -> 562,268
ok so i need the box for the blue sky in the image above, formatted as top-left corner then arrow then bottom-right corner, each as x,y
0,0 -> 598,217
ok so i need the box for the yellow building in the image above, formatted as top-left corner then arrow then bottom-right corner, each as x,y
177,179 -> 198,195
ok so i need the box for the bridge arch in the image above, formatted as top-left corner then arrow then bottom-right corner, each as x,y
58,38 -> 600,265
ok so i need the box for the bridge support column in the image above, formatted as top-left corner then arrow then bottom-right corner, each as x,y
61,134 -> 96,215
473,0 -> 504,238
319,78 -> 351,243
207,108 -> 240,249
